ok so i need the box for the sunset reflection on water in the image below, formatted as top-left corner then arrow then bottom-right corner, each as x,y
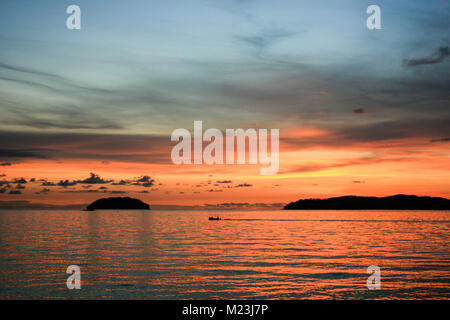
0,210 -> 448,299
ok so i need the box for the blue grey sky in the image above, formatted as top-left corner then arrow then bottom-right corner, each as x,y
0,0 -> 449,136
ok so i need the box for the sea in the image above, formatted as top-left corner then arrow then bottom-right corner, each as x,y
0,210 -> 448,299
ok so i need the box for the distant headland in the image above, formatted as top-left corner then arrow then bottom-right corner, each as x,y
86,197 -> 150,211
283,195 -> 450,210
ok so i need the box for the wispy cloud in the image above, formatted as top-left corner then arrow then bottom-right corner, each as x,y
403,46 -> 450,67
134,176 -> 155,187
353,108 -> 365,114
237,29 -> 297,51
0,149 -> 47,159
0,131 -> 171,164
430,137 -> 450,143
78,173 -> 113,184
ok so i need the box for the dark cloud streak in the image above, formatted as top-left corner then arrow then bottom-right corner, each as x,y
403,46 -> 450,67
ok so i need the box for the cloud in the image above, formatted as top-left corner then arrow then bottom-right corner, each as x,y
281,117 -> 450,150
13,178 -> 27,184
14,115 -> 122,131
335,117 -> 450,143
0,188 -> 6,193
237,29 -> 297,51
403,46 -> 450,67
40,173 -> 113,188
0,75 -> 62,94
0,131 -> 171,164
0,62 -> 115,96
137,176 -> 152,183
216,180 -> 233,184
0,180 -> 10,187
353,108 -> 365,114
0,149 -> 47,159
141,182 -> 154,187
235,183 -> 253,188
77,173 -> 112,184
35,188 -> 51,194
0,62 -> 67,82
282,156 -> 414,174
0,58 -> 181,131
112,180 -> 129,185
134,176 -> 155,187
41,181 -> 56,186
57,180 -> 78,187
8,190 -> 22,195
0,1 -> 448,149
430,137 -> 450,142
0,162 -> 12,166
33,173 -> 158,195
63,189 -> 101,194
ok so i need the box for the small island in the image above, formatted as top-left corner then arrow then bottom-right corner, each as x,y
284,194 -> 450,210
86,197 -> 150,211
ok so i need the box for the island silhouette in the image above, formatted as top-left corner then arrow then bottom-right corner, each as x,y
284,194 -> 450,210
86,197 -> 150,211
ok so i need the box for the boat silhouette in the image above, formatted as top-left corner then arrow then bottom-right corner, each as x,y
208,216 -> 222,221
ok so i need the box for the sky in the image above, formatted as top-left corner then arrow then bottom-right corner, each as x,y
0,0 -> 449,209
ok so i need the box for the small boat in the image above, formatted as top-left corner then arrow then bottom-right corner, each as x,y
208,216 -> 222,221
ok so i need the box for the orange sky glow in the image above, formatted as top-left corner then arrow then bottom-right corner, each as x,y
1,131 -> 449,209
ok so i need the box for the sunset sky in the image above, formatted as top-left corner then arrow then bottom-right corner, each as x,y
0,0 -> 449,209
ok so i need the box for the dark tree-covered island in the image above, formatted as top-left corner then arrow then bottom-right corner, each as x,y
86,197 -> 150,211
284,195 -> 450,210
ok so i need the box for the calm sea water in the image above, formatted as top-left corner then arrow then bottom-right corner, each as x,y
0,210 -> 448,299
